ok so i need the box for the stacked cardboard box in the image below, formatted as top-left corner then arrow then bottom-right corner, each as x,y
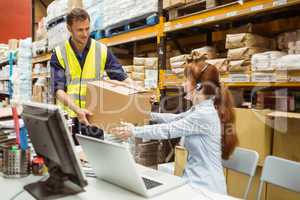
226,33 -> 272,82
135,139 -> 159,167
170,54 -> 189,76
0,44 -> 8,63
205,58 -> 228,74
133,57 -> 158,89
191,46 -> 217,60
163,0 -> 186,9
132,57 -> 146,87
251,51 -> 287,82
277,30 -> 300,54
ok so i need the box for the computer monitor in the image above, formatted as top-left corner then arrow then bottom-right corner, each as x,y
21,102 -> 88,200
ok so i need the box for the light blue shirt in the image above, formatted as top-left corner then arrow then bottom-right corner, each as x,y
132,99 -> 227,195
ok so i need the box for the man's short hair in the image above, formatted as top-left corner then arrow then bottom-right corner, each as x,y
66,8 -> 90,26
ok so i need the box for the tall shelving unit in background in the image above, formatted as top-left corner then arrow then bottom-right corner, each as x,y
32,0 -> 300,101
31,1 -> 300,199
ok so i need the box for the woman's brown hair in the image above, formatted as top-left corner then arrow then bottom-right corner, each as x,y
184,56 -> 238,160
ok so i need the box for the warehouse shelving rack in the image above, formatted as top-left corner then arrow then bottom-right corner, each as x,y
32,0 -> 300,90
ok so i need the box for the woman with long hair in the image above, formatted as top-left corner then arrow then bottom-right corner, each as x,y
111,56 -> 238,194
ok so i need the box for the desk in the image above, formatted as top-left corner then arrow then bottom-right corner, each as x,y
0,175 -> 241,200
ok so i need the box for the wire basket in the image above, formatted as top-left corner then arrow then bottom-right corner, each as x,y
1,142 -> 31,178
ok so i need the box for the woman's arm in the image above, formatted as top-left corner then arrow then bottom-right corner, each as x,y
150,112 -> 185,124
133,112 -> 211,140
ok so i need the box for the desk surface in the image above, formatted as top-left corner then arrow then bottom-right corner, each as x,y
0,174 -> 240,200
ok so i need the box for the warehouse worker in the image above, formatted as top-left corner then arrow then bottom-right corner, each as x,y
50,8 -> 131,137
112,57 -> 238,194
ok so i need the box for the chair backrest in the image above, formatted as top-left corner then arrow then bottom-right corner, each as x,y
223,147 -> 259,199
223,147 -> 259,176
259,156 -> 300,196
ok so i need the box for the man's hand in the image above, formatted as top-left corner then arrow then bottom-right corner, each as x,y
76,108 -> 93,126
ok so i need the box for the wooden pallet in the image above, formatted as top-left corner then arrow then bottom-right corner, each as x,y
104,13 -> 158,37
168,0 -> 239,20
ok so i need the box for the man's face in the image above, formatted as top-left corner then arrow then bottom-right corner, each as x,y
68,19 -> 90,46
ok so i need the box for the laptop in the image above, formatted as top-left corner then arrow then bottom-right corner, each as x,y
76,135 -> 187,198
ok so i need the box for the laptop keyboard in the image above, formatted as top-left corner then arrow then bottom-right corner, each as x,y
142,177 -> 163,190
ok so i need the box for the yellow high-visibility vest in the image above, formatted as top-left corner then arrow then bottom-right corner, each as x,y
54,39 -> 107,117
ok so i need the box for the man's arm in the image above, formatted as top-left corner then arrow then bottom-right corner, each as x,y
105,49 -> 129,81
55,89 -> 92,125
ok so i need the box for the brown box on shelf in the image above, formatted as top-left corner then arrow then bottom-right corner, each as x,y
170,0 -> 186,8
144,57 -> 158,69
122,65 -> 134,73
85,80 -> 152,132
227,47 -> 266,61
133,57 -> 146,66
67,0 -> 83,11
228,60 -> 251,73
170,54 -> 189,63
32,85 -> 44,103
132,72 -> 145,81
191,46 -> 217,59
226,33 -> 272,49
206,0 -> 217,9
132,65 -> 145,73
205,58 -> 228,74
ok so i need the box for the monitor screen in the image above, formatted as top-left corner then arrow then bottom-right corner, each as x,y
22,102 -> 87,199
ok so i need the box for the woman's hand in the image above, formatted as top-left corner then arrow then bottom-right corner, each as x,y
111,122 -> 135,141
150,94 -> 159,104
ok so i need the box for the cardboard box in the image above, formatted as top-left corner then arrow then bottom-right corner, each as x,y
226,33 -> 272,49
205,58 -> 228,73
234,108 -> 273,166
206,0 -> 217,9
133,57 -> 146,66
170,0 -> 186,8
133,65 -> 145,73
144,57 -> 158,69
227,47 -> 266,61
86,80 -> 152,132
122,65 -> 133,73
163,0 -> 171,9
191,46 -> 217,59
228,60 -> 251,72
132,72 -> 145,81
32,85 -> 44,103
170,54 -> 189,63
170,61 -> 185,69
68,0 -> 83,11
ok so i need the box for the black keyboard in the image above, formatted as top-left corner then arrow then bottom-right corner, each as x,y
142,177 -> 163,190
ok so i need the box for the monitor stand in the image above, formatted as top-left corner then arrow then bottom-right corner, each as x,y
24,167 -> 84,200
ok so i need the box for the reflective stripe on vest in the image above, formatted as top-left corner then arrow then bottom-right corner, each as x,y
55,39 -> 107,117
